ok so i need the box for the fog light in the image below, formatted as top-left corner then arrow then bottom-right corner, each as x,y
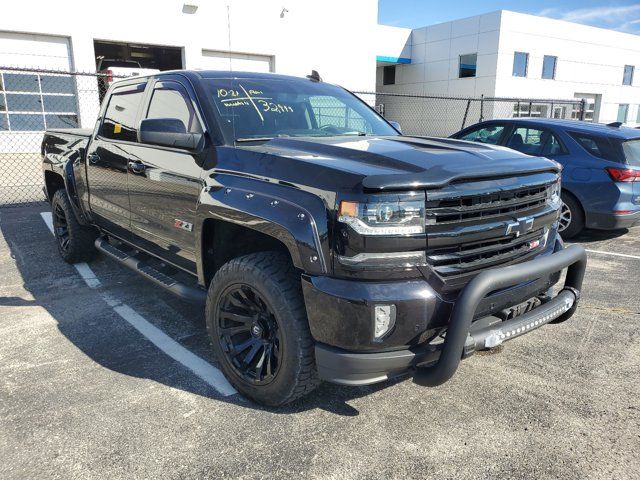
373,304 -> 396,341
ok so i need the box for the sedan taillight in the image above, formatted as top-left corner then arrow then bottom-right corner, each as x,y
605,167 -> 640,182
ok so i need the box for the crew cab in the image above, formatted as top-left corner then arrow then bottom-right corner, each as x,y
41,70 -> 587,406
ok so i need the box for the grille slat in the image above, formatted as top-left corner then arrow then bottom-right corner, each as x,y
425,174 -> 559,283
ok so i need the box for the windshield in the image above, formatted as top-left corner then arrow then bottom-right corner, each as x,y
204,77 -> 398,141
621,139 -> 640,167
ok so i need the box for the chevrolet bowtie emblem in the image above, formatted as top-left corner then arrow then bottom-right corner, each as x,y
505,217 -> 534,237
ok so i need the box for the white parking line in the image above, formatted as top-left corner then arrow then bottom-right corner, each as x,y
585,249 -> 640,260
40,212 -> 237,397
40,212 -> 102,288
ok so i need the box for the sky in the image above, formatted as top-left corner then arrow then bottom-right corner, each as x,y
378,0 -> 640,34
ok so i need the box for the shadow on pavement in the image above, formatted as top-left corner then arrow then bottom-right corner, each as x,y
0,205 -> 397,416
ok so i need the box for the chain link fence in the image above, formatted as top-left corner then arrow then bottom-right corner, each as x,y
354,91 -> 585,137
0,67 -> 120,207
0,65 -> 585,207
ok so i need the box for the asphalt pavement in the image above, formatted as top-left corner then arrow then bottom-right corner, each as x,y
1,205 -> 638,479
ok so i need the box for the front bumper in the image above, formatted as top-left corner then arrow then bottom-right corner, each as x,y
309,244 -> 587,387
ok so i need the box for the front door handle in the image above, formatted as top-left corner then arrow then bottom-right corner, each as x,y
128,160 -> 146,174
87,153 -> 100,164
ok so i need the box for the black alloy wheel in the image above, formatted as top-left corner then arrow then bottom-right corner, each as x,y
53,201 -> 71,254
217,284 -> 282,385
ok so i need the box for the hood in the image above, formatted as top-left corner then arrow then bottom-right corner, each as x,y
246,135 -> 560,191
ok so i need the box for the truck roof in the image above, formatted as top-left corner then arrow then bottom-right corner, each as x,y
109,69 -> 327,87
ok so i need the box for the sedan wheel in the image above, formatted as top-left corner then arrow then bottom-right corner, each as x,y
558,202 -> 572,233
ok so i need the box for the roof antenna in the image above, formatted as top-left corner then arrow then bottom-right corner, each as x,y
306,70 -> 322,82
606,121 -> 623,128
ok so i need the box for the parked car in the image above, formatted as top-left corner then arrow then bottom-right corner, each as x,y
452,118 -> 640,238
41,70 -> 586,406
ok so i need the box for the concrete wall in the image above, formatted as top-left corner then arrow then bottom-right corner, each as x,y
0,0 -> 378,90
0,0 -> 379,153
377,10 -> 640,128
495,11 -> 640,125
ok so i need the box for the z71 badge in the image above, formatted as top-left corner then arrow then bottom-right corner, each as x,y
174,219 -> 193,232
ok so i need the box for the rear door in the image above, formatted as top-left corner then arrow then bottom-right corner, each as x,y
86,82 -> 147,239
126,78 -> 206,272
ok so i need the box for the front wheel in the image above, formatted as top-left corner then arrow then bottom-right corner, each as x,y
205,252 -> 320,406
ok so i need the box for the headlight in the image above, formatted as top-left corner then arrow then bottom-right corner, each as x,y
549,178 -> 561,206
338,194 -> 425,236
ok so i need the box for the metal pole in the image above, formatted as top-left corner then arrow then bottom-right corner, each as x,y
479,94 -> 484,122
462,99 -> 471,129
580,98 -> 586,121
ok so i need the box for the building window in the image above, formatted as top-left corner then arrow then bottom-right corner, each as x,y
542,55 -> 557,80
623,65 -> 634,86
617,104 -> 629,123
513,52 -> 529,77
0,71 -> 78,132
383,65 -> 396,85
459,53 -> 477,78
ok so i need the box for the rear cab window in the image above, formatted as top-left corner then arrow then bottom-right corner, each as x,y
100,83 -> 146,142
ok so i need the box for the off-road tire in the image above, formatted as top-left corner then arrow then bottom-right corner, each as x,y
559,193 -> 584,239
51,189 -> 98,263
205,251 -> 320,406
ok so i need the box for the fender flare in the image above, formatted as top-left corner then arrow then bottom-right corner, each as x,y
195,174 -> 332,281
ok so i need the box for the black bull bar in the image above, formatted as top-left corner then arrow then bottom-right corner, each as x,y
413,244 -> 587,387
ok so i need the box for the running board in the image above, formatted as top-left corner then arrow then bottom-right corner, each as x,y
94,237 -> 206,304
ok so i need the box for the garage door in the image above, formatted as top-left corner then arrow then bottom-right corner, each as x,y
0,31 -> 71,70
200,50 -> 273,73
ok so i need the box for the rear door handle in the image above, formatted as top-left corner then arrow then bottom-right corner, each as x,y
128,160 -> 146,174
87,153 -> 100,164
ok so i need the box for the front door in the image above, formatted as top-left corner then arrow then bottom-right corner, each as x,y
126,79 -> 205,272
86,82 -> 147,240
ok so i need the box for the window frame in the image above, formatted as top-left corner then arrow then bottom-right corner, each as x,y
0,71 -> 80,132
144,80 -> 205,135
458,53 -> 478,78
541,55 -> 557,80
623,65 -> 634,86
617,103 -> 629,123
509,124 -> 568,157
97,81 -> 148,144
512,52 -> 529,78
382,65 -> 396,86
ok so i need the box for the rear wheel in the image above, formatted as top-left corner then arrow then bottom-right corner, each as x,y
51,190 -> 98,263
205,252 -> 320,406
558,193 -> 584,239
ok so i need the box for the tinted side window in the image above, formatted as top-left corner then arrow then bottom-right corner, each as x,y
146,82 -> 203,134
101,83 -> 146,142
507,127 -> 565,156
459,125 -> 505,144
570,133 -> 621,161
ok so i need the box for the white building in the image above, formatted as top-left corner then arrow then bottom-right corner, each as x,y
377,10 -> 640,128
0,0 -> 378,149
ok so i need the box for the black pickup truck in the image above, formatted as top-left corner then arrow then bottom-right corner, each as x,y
41,70 -> 587,406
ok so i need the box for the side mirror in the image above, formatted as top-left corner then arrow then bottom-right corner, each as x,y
389,121 -> 402,134
139,118 -> 203,150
